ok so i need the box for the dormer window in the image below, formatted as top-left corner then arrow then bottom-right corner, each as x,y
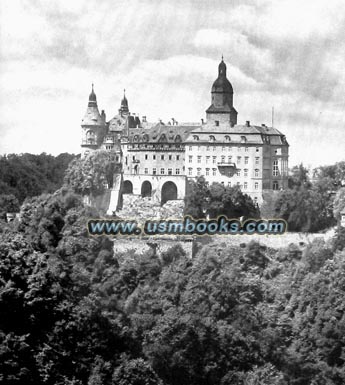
241,136 -> 247,143
225,135 -> 231,142
209,135 -> 216,142
159,134 -> 167,142
193,135 -> 199,141
175,135 -> 182,143
133,135 -> 139,142
143,134 -> 149,142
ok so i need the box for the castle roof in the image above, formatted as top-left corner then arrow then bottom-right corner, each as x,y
211,59 -> 233,94
126,123 -> 197,143
186,124 -> 288,145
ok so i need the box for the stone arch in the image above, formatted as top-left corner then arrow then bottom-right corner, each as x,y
161,181 -> 178,205
123,180 -> 133,194
141,181 -> 152,197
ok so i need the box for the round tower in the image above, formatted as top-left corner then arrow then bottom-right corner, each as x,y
81,84 -> 107,157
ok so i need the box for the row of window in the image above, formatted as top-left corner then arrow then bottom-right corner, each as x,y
131,154 -> 181,161
128,143 -> 182,150
188,168 -> 261,177
144,168 -> 181,175
192,135 -> 249,143
189,155 -> 260,165
188,146 -> 260,152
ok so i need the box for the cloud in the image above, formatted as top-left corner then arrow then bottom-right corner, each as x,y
0,0 -> 344,167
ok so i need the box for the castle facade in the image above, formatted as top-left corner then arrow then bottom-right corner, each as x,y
80,59 -> 289,212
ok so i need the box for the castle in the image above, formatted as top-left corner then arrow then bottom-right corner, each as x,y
80,58 -> 289,213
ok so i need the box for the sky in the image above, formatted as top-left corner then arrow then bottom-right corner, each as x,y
0,0 -> 344,167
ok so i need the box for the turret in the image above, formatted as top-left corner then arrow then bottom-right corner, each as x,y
81,84 -> 106,157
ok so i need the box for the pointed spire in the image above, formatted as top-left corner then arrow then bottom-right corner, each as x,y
88,83 -> 97,106
120,88 -> 129,114
218,57 -> 226,77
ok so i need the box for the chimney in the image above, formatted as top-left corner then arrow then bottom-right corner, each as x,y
261,123 -> 266,127
201,118 -> 204,124
171,117 -> 175,125
142,116 -> 147,123
101,110 -> 106,121
246,121 -> 250,127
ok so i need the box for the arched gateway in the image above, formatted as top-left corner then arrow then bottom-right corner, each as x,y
161,181 -> 177,205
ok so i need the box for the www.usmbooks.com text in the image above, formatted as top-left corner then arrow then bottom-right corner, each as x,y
88,216 -> 287,236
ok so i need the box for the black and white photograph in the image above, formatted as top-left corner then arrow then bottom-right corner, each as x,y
1,1 -> 345,384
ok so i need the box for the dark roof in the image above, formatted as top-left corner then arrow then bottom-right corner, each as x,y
127,124 -> 197,143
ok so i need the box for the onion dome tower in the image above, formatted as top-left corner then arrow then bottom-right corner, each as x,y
206,57 -> 238,127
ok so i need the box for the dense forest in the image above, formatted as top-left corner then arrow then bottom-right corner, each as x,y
1,187 -> 345,384
0,153 -> 76,217
1,151 -> 345,384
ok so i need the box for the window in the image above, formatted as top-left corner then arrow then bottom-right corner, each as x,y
237,156 -> 241,164
153,155 -> 156,160
273,160 -> 279,176
161,155 -> 164,160
153,168 -> 157,175
176,168 -> 180,175
144,168 -> 148,174
198,146 -> 201,151
160,168 -> 165,175
228,156 -> 232,163
212,156 -> 216,164
197,156 -> 201,163
145,154 -> 148,160
236,169 -> 241,177
215,120 -> 219,126
255,182 -> 259,190
206,156 -> 210,163
197,168 -> 201,176
222,146 -> 226,151
256,147 -> 259,152
188,168 -> 192,176
255,169 -> 259,177
255,157 -> 260,165
213,146 -> 216,151
244,169 -> 248,177
244,182 -> 248,189
245,147 -> 249,152
189,146 -> 192,150
221,155 -> 225,163
225,135 -> 231,142
206,146 -> 210,151
237,147 -> 241,151
244,157 -> 249,164
273,181 -> 279,190
206,168 -> 210,176
189,155 -> 193,163
209,135 -> 216,141
168,168 -> 172,175
193,135 -> 199,141
176,155 -> 180,160
227,181 -> 231,187
212,168 -> 217,176
169,155 -> 172,160
241,136 -> 247,143
132,156 -> 135,161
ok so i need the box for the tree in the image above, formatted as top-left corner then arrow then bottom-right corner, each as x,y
185,177 -> 259,219
112,358 -> 163,385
